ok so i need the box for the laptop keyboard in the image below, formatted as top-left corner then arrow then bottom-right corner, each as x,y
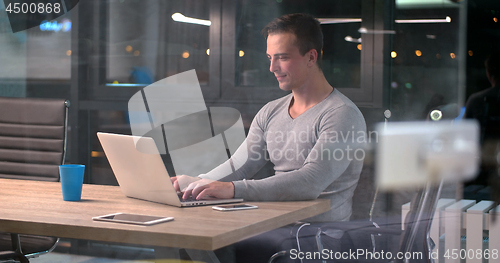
178,193 -> 196,202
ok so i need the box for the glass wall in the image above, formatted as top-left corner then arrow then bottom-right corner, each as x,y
3,0 -> 499,222
235,0 -> 362,89
107,0 -> 211,85
0,4 -> 72,97
390,2 -> 462,121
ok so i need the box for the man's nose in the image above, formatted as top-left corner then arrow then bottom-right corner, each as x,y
269,59 -> 278,73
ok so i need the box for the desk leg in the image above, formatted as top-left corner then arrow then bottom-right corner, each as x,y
154,247 -> 181,260
154,247 -> 221,263
185,249 -> 221,263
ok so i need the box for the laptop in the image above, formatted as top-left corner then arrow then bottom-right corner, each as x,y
96,132 -> 243,207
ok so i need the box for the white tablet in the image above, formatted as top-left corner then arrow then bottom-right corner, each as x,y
92,213 -> 174,225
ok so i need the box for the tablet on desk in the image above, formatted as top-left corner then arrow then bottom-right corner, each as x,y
92,213 -> 174,226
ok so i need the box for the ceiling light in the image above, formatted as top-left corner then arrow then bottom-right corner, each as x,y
396,0 -> 460,9
344,36 -> 362,43
172,13 -> 211,26
395,16 -> 451,23
318,18 -> 362,24
359,27 -> 396,34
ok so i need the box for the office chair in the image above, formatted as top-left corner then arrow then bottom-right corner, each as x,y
266,181 -> 442,263
0,97 -> 70,263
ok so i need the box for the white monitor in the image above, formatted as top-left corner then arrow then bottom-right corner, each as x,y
375,120 -> 480,190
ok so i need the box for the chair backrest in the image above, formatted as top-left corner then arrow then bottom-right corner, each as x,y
0,97 -> 69,182
397,181 -> 443,262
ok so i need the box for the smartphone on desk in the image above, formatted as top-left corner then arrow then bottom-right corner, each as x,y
92,213 -> 174,225
212,204 -> 258,211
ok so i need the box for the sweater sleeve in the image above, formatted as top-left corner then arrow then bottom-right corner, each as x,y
199,106 -> 270,182
232,105 -> 365,201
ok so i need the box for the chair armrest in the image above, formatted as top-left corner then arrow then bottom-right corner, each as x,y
0,250 -> 17,259
0,250 -> 29,263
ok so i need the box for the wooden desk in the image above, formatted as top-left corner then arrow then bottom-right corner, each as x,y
0,178 -> 329,251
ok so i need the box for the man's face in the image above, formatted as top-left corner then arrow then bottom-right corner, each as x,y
266,33 -> 311,91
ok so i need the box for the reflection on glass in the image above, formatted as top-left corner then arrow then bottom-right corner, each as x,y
235,0 -> 362,89
107,0 -> 210,85
389,5 -> 460,121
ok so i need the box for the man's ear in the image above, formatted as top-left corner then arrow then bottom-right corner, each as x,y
486,70 -> 495,86
307,49 -> 318,67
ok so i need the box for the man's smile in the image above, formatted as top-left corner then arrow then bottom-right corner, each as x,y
275,74 -> 287,81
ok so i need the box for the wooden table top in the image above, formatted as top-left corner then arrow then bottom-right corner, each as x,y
0,178 -> 330,250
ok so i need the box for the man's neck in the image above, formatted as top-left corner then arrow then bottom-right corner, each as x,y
289,71 -> 333,118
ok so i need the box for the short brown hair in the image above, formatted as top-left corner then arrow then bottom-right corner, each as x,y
262,13 -> 323,68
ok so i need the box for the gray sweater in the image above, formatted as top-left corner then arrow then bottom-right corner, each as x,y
200,89 -> 366,222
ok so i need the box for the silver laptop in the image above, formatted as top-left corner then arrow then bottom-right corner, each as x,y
96,132 -> 243,207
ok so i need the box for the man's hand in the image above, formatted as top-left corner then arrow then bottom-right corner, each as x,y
171,176 -> 179,191
181,179 -> 234,200
172,175 -> 235,200
171,175 -> 199,192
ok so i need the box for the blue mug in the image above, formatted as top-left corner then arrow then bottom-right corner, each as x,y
59,164 -> 85,201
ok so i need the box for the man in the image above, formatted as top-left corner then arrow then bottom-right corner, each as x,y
464,51 -> 500,190
465,51 -> 500,142
173,13 -> 366,222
